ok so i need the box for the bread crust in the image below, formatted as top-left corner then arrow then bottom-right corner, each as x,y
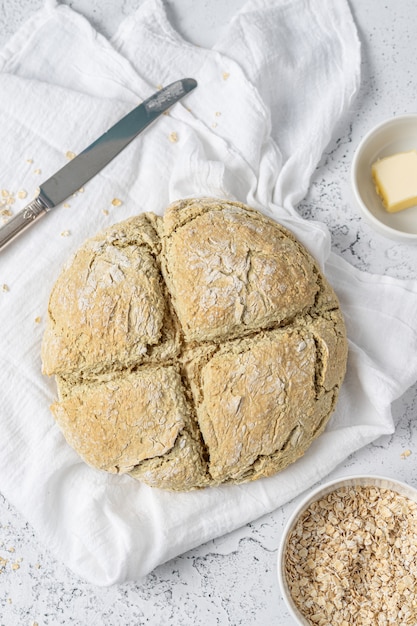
42,198 -> 348,490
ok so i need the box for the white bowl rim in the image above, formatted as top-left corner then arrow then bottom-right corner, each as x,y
277,473 -> 417,625
351,113 -> 417,243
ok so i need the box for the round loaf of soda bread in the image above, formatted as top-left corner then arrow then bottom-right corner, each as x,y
41,198 -> 348,491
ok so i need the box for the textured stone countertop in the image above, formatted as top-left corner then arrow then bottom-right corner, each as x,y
0,1 -> 416,625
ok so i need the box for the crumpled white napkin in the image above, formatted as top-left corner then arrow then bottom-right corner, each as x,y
0,0 -> 416,586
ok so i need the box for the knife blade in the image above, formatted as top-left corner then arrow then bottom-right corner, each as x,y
0,77 -> 197,252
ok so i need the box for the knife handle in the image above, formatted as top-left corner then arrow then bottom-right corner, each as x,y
0,196 -> 49,251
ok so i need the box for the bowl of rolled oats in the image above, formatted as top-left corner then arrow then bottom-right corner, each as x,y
277,475 -> 417,626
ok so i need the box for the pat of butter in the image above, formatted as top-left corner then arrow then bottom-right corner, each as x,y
371,150 -> 417,213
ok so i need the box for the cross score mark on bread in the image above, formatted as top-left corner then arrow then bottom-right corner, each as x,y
41,198 -> 348,491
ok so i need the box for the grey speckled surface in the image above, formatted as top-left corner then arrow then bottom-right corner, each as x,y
1,1 -> 417,625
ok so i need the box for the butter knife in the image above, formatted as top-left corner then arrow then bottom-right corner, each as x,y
0,78 -> 197,252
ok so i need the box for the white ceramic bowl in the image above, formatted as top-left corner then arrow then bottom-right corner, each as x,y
351,114 -> 417,243
277,474 -> 417,625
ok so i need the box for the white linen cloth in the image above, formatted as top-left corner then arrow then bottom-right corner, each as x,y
0,0 -> 416,585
